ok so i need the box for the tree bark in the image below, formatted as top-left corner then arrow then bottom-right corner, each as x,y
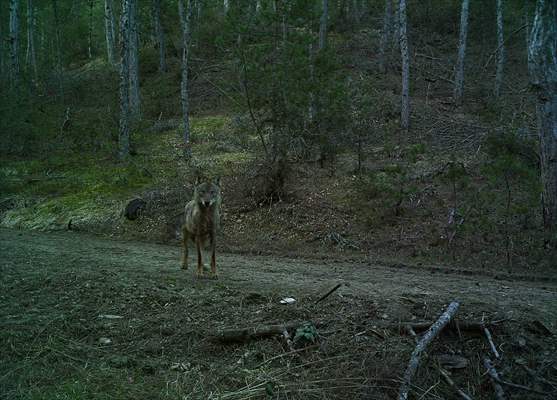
128,0 -> 141,119
453,0 -> 470,106
494,0 -> 505,97
399,0 -> 410,132
528,0 -> 557,243
178,0 -> 193,159
319,0 -> 328,51
9,0 -> 20,88
379,0 -> 393,73
118,0 -> 131,159
224,0 -> 229,14
25,0 -> 38,83
104,0 -> 116,65
152,0 -> 166,73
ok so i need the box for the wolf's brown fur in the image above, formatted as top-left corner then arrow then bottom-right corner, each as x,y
182,178 -> 221,278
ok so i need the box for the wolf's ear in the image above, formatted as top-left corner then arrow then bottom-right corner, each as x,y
214,176 -> 221,186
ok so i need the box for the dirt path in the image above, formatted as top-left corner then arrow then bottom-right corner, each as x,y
2,228 -> 556,399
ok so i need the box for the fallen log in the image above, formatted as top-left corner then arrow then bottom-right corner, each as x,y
398,301 -> 460,400
210,321 -> 315,344
388,319 -> 504,334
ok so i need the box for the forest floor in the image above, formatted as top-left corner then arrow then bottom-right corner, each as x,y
2,228 -> 556,399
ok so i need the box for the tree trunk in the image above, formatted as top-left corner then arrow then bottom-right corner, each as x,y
128,0 -> 141,119
319,0 -> 328,51
528,0 -> 557,244
88,0 -> 94,59
494,0 -> 505,97
224,0 -> 229,14
379,0 -> 393,73
118,0 -> 131,159
453,0 -> 470,106
178,0 -> 193,159
104,0 -> 116,64
52,0 -> 64,98
26,0 -> 37,83
399,0 -> 410,132
152,0 -> 166,72
9,0 -> 20,88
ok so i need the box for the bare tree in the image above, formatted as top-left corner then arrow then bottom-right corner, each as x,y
178,0 -> 193,159
528,0 -> 557,243
88,0 -> 94,59
319,0 -> 328,50
494,0 -> 505,97
399,0 -> 410,132
52,0 -> 64,97
26,0 -> 37,83
378,0 -> 393,73
118,0 -> 131,159
9,0 -> 20,87
152,0 -> 166,72
104,0 -> 116,64
128,0 -> 140,119
453,0 -> 470,105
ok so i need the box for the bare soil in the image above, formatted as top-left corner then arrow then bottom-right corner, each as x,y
1,228 -> 556,399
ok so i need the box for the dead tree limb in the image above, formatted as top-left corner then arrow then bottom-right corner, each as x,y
210,321 -> 316,344
315,283 -> 342,304
482,322 -> 501,359
483,357 -> 506,400
439,368 -> 474,400
390,319 -> 503,334
398,301 -> 460,400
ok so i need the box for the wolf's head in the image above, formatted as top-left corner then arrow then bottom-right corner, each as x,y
194,178 -> 221,209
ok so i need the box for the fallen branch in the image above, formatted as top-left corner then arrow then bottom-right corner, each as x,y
482,318 -> 501,359
438,368 -> 474,400
210,321 -> 316,344
282,328 -> 295,352
398,301 -> 460,400
315,283 -> 343,304
390,319 -> 504,334
483,358 -> 506,400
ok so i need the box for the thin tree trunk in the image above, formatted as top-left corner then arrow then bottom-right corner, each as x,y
88,0 -> 94,59
256,0 -> 261,14
494,0 -> 505,97
9,0 -> 20,88
152,0 -> 166,72
178,0 -> 193,159
52,0 -> 64,98
224,0 -> 229,14
379,0 -> 393,73
453,0 -> 470,106
309,43 -> 316,121
26,0 -> 37,83
399,0 -> 410,132
319,0 -> 328,50
104,0 -> 116,64
528,0 -> 557,244
128,0 -> 140,119
118,0 -> 131,159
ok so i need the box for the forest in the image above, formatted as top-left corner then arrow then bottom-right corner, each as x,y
1,0 -> 556,399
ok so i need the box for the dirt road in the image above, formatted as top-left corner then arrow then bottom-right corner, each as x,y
2,228 -> 556,399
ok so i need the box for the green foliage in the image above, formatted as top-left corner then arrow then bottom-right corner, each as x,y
294,323 -> 318,344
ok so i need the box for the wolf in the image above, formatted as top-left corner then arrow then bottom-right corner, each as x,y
182,178 -> 221,278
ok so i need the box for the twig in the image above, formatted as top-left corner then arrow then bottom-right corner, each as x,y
483,24 -> 528,69
522,365 -> 557,388
210,321 -> 319,344
438,368 -> 474,400
398,301 -> 460,400
256,344 -> 320,367
315,283 -> 343,304
483,357 -> 507,400
496,378 -> 551,396
482,315 -> 500,359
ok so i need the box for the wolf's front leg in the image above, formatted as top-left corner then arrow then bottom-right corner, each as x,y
195,236 -> 204,278
181,229 -> 189,270
209,233 -> 217,279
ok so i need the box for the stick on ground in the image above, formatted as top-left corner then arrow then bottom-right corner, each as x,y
398,301 -> 460,400
315,283 -> 343,304
439,368 -> 474,400
483,357 -> 506,400
210,321 -> 316,344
